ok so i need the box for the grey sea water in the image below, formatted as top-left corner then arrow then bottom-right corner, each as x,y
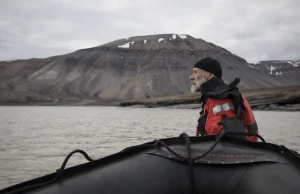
0,106 -> 299,189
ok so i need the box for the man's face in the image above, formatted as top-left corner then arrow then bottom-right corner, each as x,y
189,68 -> 209,93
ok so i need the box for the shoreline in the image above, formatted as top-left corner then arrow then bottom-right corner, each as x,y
0,102 -> 299,112
1,101 -> 300,112
119,85 -> 300,111
1,85 -> 300,111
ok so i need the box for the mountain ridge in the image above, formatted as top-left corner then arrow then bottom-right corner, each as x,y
0,34 -> 299,104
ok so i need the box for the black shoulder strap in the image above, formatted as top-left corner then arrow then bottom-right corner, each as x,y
229,88 -> 245,116
200,95 -> 206,107
229,77 -> 241,88
199,95 -> 207,115
224,78 -> 245,116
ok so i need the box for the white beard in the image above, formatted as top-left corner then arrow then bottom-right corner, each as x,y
190,84 -> 199,93
190,78 -> 207,93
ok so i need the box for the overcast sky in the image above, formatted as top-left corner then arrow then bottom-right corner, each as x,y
1,0 -> 299,63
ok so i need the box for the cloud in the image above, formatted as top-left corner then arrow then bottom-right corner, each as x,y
0,0 -> 299,63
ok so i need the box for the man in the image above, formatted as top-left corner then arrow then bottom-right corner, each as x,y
190,57 -> 259,142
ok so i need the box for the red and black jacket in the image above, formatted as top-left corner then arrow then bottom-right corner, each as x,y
196,77 -> 259,142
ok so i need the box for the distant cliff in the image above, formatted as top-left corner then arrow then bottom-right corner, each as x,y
253,60 -> 300,83
0,34 -> 300,104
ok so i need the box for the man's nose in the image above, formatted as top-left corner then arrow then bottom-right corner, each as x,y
190,74 -> 194,80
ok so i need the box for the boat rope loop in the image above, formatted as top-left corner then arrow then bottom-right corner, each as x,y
55,149 -> 94,179
4,149 -> 94,194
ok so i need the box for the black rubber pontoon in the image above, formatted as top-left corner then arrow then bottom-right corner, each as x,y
1,132 -> 300,194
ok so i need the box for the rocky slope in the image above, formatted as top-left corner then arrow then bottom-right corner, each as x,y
0,34 -> 300,104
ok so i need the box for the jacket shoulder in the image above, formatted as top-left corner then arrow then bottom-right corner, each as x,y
204,97 -> 235,116
204,97 -> 233,107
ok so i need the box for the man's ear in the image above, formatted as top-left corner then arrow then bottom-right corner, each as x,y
207,73 -> 213,80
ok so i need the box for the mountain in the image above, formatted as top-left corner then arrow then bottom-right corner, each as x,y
252,60 -> 300,83
0,34 -> 300,103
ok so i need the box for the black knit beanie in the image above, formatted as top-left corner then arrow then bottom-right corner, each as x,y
193,57 -> 222,79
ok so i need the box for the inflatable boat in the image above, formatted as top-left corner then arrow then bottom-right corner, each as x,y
1,132 -> 300,194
